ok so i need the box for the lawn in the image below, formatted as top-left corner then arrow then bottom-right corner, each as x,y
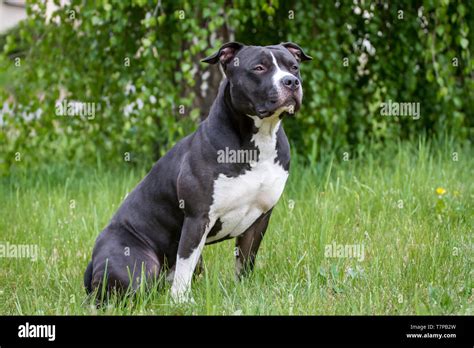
0,137 -> 472,315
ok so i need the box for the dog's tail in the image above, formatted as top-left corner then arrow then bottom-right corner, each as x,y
84,261 -> 93,295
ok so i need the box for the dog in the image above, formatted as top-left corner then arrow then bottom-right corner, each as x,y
84,42 -> 311,303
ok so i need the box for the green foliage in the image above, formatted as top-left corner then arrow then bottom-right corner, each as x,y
0,0 -> 472,174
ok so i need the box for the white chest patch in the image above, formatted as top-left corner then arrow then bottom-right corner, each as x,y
206,112 -> 289,244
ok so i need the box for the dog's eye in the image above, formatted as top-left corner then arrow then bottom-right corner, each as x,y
291,65 -> 299,71
253,65 -> 265,72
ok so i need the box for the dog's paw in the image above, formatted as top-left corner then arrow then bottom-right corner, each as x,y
172,294 -> 196,305
171,289 -> 196,305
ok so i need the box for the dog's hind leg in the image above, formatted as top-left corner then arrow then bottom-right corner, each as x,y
235,209 -> 273,280
84,261 -> 93,294
90,232 -> 162,299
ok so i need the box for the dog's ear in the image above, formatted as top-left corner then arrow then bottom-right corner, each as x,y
201,42 -> 244,66
281,42 -> 312,62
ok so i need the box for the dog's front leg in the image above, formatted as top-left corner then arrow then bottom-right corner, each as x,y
171,216 -> 210,303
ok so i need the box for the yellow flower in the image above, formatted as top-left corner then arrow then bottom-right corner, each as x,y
436,187 -> 447,195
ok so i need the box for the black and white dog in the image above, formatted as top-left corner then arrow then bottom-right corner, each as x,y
84,42 -> 311,302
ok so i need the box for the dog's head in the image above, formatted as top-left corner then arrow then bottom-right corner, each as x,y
202,42 -> 311,119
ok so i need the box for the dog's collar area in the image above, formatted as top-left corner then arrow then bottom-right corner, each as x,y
247,112 -> 282,138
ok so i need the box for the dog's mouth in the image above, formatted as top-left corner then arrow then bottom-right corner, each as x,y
256,97 -> 300,118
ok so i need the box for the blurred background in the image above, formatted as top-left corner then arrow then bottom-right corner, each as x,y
0,0 -> 472,175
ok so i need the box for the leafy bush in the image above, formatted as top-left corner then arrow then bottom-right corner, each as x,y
0,0 -> 472,174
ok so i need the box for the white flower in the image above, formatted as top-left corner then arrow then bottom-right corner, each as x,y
124,102 -> 135,117
362,38 -> 376,56
23,111 -> 35,122
136,98 -> 144,110
125,82 -> 136,95
362,10 -> 372,20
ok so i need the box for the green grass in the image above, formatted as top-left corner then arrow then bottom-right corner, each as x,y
0,137 -> 472,315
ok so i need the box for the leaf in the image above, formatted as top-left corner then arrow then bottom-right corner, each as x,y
436,26 -> 445,36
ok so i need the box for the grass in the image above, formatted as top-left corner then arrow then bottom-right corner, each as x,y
0,137 -> 472,315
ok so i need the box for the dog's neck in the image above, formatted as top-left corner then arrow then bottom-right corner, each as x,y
222,80 -> 255,139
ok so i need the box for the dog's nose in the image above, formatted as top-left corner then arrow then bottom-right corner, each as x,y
281,76 -> 300,91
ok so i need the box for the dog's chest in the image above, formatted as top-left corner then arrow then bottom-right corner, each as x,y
206,118 -> 288,243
